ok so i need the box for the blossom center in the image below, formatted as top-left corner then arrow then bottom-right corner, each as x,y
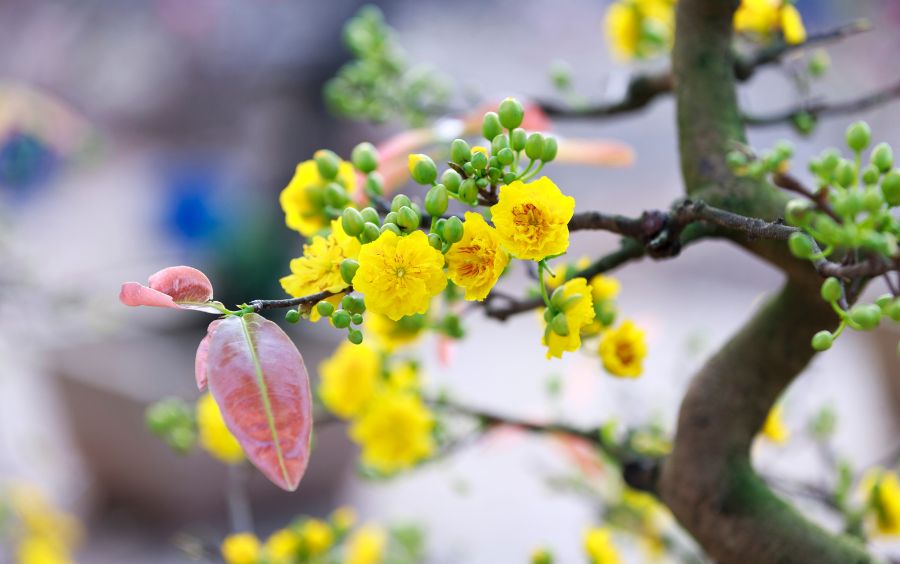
616,341 -> 635,365
513,203 -> 544,227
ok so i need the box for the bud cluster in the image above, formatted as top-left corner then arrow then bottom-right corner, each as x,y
145,398 -> 196,454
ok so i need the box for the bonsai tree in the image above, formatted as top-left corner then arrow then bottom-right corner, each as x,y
121,1 -> 900,562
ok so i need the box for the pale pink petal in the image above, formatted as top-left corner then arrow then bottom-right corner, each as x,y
206,314 -> 313,492
119,265 -> 220,313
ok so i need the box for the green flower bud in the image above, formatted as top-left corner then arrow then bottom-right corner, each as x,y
774,140 -> 794,160
862,164 -> 881,186
788,232 -> 816,259
441,169 -> 462,193
863,186 -> 884,212
462,162 -> 475,176
361,222 -> 381,243
351,142 -> 379,173
342,208 -> 365,236
727,151 -> 748,170
365,172 -> 384,197
541,136 -> 558,162
391,194 -> 412,213
360,207 -> 380,225
807,49 -> 830,77
332,310 -> 351,328
167,427 -> 196,454
821,277 -> 842,303
384,211 -> 399,226
471,150 -> 488,171
497,148 -> 514,166
503,172 -> 518,184
549,286 -> 566,310
427,233 -> 442,249
397,205 -> 420,230
351,313 -> 364,325
498,97 -> 524,129
887,299 -> 900,322
525,133 -> 545,160
488,156 -> 500,170
813,215 -> 844,245
846,121 -> 871,152
785,198 -> 813,227
872,142 -> 893,172
491,134 -> 510,155
876,294 -> 894,310
341,294 -> 354,311
380,223 -> 401,235
314,149 -> 341,180
340,258 -> 360,284
849,303 -> 882,330
832,191 -> 862,218
543,307 -> 555,324
550,313 -> 569,336
408,154 -> 437,185
475,177 -> 489,188
510,128 -> 527,151
482,112 -> 504,141
792,111 -> 816,136
835,160 -> 855,188
811,330 -> 834,351
425,185 -> 449,217
324,183 -> 349,208
433,218 -> 447,237
820,149 -> 840,172
443,216 -> 464,244
488,167 -> 502,183
317,301 -> 335,317
347,329 -> 363,344
450,139 -> 471,164
285,309 -> 301,323
459,178 -> 478,204
882,170 -> 900,206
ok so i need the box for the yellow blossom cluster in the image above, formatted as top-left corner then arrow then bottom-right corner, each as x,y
2,482 -> 82,564
318,342 -> 435,473
197,392 -> 245,464
583,526 -> 622,564
280,155 -> 358,237
861,468 -> 900,536
221,506 -> 391,564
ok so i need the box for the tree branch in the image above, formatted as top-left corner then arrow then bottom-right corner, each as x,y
538,22 -> 869,121
744,78 -> 900,127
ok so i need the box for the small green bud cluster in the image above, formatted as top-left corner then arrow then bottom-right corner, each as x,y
434,313 -> 465,339
324,6 -> 450,126
812,276 -> 900,351
726,141 -> 793,180
145,398 -> 197,454
783,123 -> 900,261
542,285 -> 583,339
413,98 -> 557,215
317,293 -> 366,344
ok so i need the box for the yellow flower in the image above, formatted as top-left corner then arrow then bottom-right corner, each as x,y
221,532 -> 261,564
300,519 -> 334,556
354,230 -> 447,321
604,0 -> 675,61
387,362 -> 420,392
760,404 -> 789,444
543,277 -> 595,359
445,212 -> 510,301
197,392 -> 245,464
583,527 -> 621,564
589,275 -> 620,301
365,312 -> 428,351
280,219 -> 360,322
734,0 -> 806,45
17,535 -> 71,564
280,158 -> 357,237
8,483 -> 81,549
330,506 -> 357,531
490,177 -> 574,261
862,469 -> 900,535
599,320 -> 647,378
264,528 -> 300,563
319,342 -> 381,419
345,524 -> 387,564
350,390 -> 435,473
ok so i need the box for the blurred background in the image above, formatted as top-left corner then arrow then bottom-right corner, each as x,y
0,0 -> 899,562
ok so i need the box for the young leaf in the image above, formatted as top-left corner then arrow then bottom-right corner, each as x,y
205,314 -> 313,491
119,265 -> 221,313
194,320 -> 221,391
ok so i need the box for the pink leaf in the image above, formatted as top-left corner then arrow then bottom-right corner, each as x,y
205,314 -> 312,491
119,265 -> 220,313
194,320 -> 221,391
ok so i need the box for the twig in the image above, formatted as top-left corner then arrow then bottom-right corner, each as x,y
248,288 -> 347,312
226,463 -> 254,534
539,22 -> 870,120
772,172 -> 840,222
744,78 -> 900,127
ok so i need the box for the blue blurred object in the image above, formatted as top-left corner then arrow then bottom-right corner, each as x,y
161,161 -> 223,245
0,130 -> 59,197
